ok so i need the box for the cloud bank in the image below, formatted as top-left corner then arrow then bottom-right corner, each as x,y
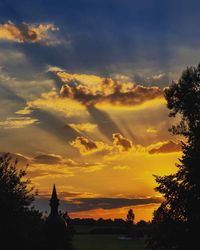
48,67 -> 164,107
71,133 -> 181,156
35,196 -> 162,213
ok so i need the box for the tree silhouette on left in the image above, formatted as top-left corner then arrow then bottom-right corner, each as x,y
0,153 -> 44,250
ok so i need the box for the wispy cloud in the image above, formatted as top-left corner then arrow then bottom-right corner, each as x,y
23,88 -> 87,117
69,123 -> 97,133
148,140 -> 182,154
33,153 -> 62,164
0,117 -> 38,129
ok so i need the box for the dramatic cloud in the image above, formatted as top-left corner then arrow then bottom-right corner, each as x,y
148,140 -> 182,154
71,133 -> 134,156
70,136 -> 108,155
0,117 -> 38,129
112,133 -> 133,151
48,67 -> 164,107
0,21 -> 59,45
71,134 -> 181,156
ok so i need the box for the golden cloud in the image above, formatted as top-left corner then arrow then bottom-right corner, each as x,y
70,136 -> 109,155
0,21 -> 59,45
112,133 -> 134,152
71,134 -> 181,156
48,67 -> 164,107
69,123 -> 97,133
70,133 -> 134,156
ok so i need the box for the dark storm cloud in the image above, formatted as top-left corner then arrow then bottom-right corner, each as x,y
35,196 -> 162,213
69,197 -> 161,211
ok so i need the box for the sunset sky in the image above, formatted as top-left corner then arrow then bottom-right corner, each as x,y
0,0 -> 199,222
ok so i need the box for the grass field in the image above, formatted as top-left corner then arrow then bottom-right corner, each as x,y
74,234 -> 146,250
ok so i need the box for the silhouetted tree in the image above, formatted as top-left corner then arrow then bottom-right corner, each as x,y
126,208 -> 135,225
148,64 -> 200,250
0,153 -> 44,250
126,208 -> 135,237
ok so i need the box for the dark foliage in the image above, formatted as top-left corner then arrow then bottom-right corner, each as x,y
126,208 -> 135,225
71,217 -> 150,237
126,208 -> 135,237
0,153 -> 45,250
147,64 -> 200,250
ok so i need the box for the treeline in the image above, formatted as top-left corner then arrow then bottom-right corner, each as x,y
71,217 -> 149,227
70,217 -> 150,237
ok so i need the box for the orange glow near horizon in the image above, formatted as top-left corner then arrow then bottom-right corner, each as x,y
69,203 -> 160,222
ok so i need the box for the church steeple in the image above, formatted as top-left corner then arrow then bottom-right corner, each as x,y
45,184 -> 68,250
50,184 -> 59,214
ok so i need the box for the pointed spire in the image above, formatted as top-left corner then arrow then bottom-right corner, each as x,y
51,184 -> 58,200
49,184 -> 59,214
